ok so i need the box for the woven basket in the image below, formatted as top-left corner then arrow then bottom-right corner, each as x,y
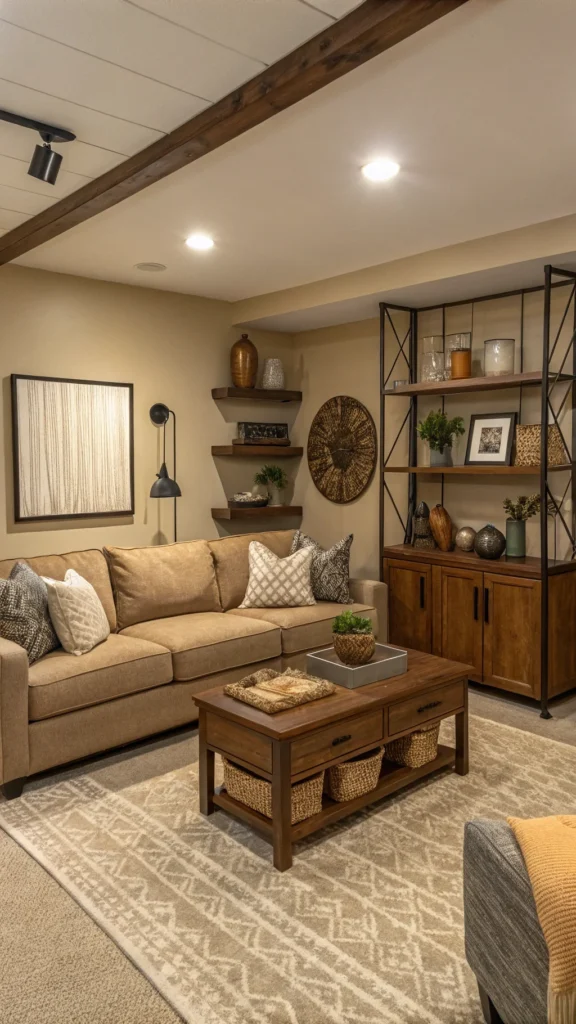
332,632 -> 375,666
385,724 -> 440,769
514,423 -> 568,467
222,759 -> 324,825
326,746 -> 384,802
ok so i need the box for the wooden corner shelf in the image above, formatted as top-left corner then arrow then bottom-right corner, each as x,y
383,464 -> 574,475
211,506 -> 303,520
211,445 -> 303,457
212,387 -> 302,402
383,371 -> 574,398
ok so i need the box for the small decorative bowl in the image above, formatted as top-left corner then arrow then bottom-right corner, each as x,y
332,632 -> 376,666
228,492 -> 269,509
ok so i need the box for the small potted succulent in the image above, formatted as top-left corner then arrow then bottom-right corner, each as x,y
254,464 -> 288,506
503,494 -> 540,557
332,610 -> 375,666
417,410 -> 465,467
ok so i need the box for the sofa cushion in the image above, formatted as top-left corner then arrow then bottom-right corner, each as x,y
209,530 -> 295,611
228,601 -> 377,655
28,633 -> 173,721
0,549 -> 117,630
105,541 -> 221,629
121,612 -> 281,681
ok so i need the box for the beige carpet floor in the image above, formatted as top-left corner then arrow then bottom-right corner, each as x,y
2,710 -> 576,1024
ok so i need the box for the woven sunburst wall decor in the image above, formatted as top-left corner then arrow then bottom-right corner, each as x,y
307,396 -> 377,504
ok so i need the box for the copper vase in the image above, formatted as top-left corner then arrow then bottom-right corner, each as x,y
231,333 -> 258,388
429,504 -> 453,551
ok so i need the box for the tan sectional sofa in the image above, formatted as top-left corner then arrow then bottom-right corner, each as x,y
0,529 -> 387,799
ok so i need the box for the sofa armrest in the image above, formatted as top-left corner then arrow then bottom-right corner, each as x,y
348,579 -> 388,642
464,819 -> 548,1024
0,638 -> 29,787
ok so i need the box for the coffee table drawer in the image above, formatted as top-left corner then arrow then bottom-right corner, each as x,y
205,713 -> 272,773
291,711 -> 383,774
388,679 -> 465,737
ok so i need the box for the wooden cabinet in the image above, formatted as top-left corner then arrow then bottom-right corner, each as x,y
385,559 -> 432,653
383,546 -> 576,701
437,566 -> 483,678
483,574 -> 541,697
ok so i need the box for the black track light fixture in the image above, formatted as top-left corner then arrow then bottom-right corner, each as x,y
0,108 -> 76,186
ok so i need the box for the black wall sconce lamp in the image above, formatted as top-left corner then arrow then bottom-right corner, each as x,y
0,108 -> 76,185
149,403 -> 181,542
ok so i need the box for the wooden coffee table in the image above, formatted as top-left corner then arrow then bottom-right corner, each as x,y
195,648 -> 470,871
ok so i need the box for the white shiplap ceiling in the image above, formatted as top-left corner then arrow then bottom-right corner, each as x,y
0,0 -> 361,235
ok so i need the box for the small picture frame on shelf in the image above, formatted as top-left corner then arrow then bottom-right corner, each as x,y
465,412 -> 517,466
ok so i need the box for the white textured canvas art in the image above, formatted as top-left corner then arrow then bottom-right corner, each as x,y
12,375 -> 133,520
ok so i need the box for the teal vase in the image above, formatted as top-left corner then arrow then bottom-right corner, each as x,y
506,518 -> 526,558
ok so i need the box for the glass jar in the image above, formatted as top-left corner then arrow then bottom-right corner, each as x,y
445,333 -> 471,375
420,336 -> 445,382
484,338 -> 515,376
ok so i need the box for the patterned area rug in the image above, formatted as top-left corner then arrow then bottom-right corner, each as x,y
1,715 -> 575,1024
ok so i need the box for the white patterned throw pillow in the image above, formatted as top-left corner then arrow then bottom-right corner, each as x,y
239,542 -> 316,609
42,569 -> 110,656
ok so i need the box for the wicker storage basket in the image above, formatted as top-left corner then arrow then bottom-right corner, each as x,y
385,724 -> 440,769
222,759 -> 324,825
326,746 -> 384,802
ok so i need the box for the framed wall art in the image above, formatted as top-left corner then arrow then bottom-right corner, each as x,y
465,412 -> 517,466
11,374 -> 134,522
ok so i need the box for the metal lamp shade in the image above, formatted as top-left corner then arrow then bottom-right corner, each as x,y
28,143 -> 62,184
150,462 -> 181,498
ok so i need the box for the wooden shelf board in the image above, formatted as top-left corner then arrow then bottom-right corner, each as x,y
211,445 -> 303,457
383,544 -> 576,579
211,505 -> 303,520
212,386 -> 302,402
213,746 -> 456,844
383,464 -> 573,475
383,371 -> 574,398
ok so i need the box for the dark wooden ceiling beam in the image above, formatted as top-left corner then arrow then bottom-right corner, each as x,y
0,0 -> 468,264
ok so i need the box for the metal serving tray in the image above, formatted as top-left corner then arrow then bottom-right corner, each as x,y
306,643 -> 408,689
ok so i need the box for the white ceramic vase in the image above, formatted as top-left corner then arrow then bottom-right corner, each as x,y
262,358 -> 285,390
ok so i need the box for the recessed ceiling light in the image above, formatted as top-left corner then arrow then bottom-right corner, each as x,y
361,159 -> 400,182
134,262 -> 167,272
185,233 -> 214,251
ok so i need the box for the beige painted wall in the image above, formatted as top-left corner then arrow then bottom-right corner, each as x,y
0,264 -> 297,559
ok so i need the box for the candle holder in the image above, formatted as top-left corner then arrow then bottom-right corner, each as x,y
484,338 -> 515,377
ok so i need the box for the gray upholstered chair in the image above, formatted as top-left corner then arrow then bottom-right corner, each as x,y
464,820 -> 548,1024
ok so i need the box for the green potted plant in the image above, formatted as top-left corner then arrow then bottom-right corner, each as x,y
503,494 -> 540,557
254,464 -> 288,506
332,610 -> 375,666
417,410 -> 465,467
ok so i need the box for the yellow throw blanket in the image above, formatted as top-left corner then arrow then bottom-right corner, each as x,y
508,816 -> 576,1024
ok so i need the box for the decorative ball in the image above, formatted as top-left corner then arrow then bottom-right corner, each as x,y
474,524 -> 506,560
455,526 -> 476,552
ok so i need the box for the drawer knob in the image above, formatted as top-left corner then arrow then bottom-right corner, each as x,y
332,734 -> 352,746
417,700 -> 441,713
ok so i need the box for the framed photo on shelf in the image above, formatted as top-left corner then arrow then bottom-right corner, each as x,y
465,412 -> 517,466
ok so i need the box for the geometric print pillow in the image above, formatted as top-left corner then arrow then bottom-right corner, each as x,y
0,561 -> 60,663
290,530 -> 353,603
42,569 -> 110,656
239,542 -> 315,609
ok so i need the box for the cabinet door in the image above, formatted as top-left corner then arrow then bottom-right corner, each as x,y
385,559 -> 432,653
483,574 -> 541,697
440,567 -> 483,677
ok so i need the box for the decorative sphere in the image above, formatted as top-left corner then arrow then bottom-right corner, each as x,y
455,526 -> 476,552
474,524 -> 506,560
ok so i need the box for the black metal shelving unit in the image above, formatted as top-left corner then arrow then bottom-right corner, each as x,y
379,265 -> 576,718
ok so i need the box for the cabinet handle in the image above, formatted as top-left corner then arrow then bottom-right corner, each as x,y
473,586 -> 479,621
332,734 -> 352,747
417,700 -> 441,713
420,576 -> 425,609
484,587 -> 489,624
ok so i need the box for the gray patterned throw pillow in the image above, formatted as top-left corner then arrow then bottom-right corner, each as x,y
0,562 -> 60,663
290,531 -> 353,603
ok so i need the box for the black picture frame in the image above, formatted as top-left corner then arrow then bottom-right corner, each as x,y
11,373 -> 134,522
465,412 -> 517,466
